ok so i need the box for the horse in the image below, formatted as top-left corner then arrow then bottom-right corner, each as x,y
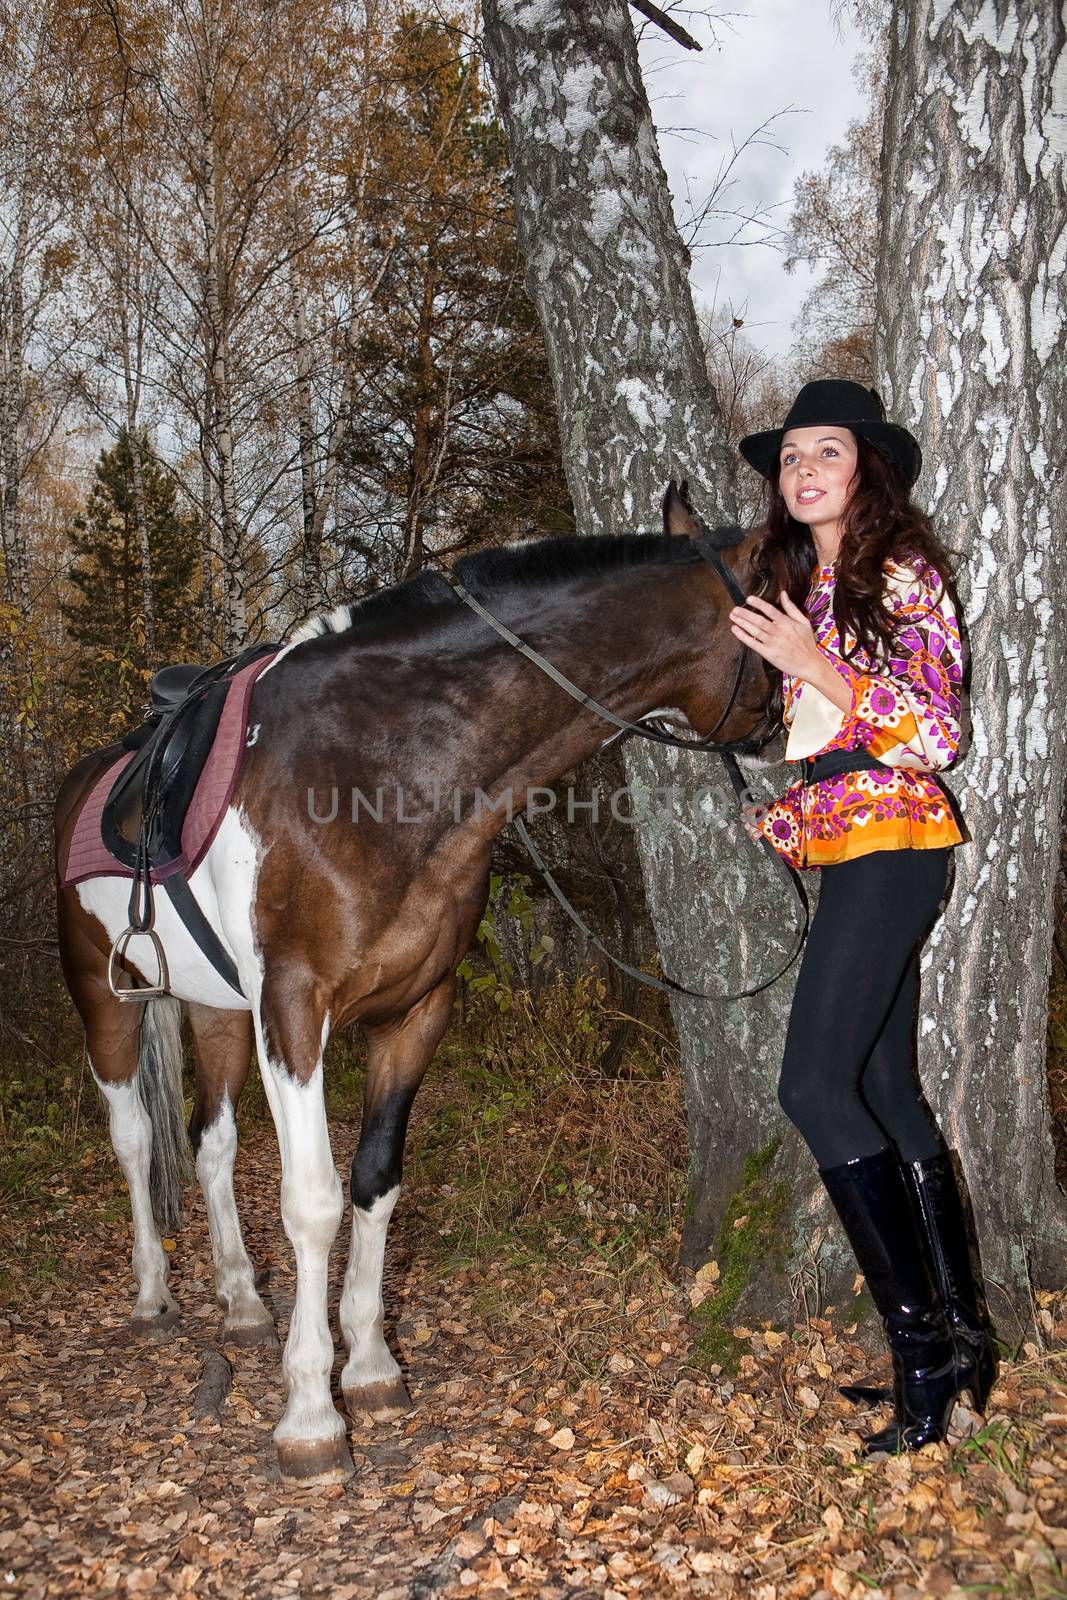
53,488 -> 774,1482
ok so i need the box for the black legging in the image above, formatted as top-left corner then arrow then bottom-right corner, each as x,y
778,846 -> 951,1169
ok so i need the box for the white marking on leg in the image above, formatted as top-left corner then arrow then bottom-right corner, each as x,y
340,1185 -> 402,1393
216,807 -> 346,1456
96,1074 -> 175,1320
195,1100 -> 271,1334
255,1051 -> 346,1451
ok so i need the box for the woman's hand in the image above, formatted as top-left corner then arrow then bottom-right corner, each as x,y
729,591 -> 821,681
741,799 -> 768,844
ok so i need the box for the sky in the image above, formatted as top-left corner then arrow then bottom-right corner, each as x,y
635,1 -> 874,365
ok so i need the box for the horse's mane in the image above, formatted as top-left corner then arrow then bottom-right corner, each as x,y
287,532 -> 703,646
456,531 -> 702,591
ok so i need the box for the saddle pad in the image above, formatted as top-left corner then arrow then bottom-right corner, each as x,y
61,651 -> 278,887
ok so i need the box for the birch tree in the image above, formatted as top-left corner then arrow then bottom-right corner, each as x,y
781,49 -> 883,381
482,0 -> 1067,1336
479,0 -> 803,1315
874,0 -> 1067,1305
0,0 -> 86,781
0,2 -> 56,625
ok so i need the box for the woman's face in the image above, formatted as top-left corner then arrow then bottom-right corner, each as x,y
777,425 -> 859,537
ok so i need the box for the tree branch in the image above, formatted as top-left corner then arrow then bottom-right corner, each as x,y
629,0 -> 702,52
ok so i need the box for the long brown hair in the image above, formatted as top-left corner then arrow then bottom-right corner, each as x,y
750,435 -> 963,731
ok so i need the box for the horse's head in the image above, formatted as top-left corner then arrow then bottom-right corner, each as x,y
661,480 -> 780,757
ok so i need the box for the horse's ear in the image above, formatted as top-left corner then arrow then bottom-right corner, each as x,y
662,479 -> 701,539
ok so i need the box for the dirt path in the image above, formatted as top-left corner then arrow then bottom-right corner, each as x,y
2,1124 -> 1066,1599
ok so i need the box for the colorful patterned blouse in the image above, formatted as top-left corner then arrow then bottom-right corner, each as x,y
756,553 -> 966,872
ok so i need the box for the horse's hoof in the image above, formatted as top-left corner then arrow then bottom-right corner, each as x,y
344,1378 -> 413,1422
130,1307 -> 181,1340
276,1433 -> 354,1484
222,1319 -> 279,1351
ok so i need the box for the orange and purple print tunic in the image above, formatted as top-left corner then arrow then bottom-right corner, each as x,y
757,553 -> 966,872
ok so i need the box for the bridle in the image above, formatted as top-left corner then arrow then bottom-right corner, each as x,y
437,525 -> 810,1002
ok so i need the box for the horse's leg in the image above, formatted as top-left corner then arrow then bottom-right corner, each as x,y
340,976 -> 455,1421
252,974 -> 351,1483
59,906 -> 184,1331
96,1002 -> 184,1330
186,1004 -> 276,1346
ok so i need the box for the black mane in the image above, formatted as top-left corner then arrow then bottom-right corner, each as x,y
293,531 -> 710,645
454,531 -> 702,595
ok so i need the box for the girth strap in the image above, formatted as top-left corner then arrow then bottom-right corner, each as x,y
162,876 -> 243,998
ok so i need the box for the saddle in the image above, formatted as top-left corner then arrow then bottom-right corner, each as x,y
102,647 -> 277,865
96,642 -> 279,1001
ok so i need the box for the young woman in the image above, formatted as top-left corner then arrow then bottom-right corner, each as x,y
729,379 -> 996,1454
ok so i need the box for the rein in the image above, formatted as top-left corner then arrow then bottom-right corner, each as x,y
437,529 -> 810,1003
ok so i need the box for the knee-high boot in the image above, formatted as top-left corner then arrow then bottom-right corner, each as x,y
840,1149 -> 998,1412
819,1146 -> 960,1453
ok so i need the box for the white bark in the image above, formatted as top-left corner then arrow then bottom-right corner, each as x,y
876,0 -> 1067,1298
293,289 -> 320,610
201,89 -> 246,651
482,0 -> 1067,1329
481,0 -> 800,1295
199,355 -> 216,656
0,0 -> 74,797
482,0 -> 738,530
0,157 -> 31,621
117,202 -> 157,663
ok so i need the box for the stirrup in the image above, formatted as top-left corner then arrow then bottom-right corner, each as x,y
107,926 -> 171,1002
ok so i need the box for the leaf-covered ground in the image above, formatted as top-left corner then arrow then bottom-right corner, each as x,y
2,1051 -> 1066,1600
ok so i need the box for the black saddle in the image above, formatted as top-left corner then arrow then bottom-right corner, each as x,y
102,642 -> 278,873
150,663 -> 210,708
100,641 -> 278,1002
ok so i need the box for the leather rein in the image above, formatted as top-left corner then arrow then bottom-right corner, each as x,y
437,527 -> 810,1003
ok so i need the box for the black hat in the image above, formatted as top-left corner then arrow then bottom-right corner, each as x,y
737,379 -> 922,489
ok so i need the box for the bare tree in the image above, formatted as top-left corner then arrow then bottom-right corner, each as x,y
780,48 -> 883,381
69,0 -> 350,648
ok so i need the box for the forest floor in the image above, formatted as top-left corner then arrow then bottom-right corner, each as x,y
2,1033 -> 1066,1600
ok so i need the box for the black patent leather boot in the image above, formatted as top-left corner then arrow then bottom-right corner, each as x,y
840,1149 -> 997,1413
820,1147 -> 960,1454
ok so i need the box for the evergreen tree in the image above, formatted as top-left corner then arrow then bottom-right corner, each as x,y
62,428 -> 199,712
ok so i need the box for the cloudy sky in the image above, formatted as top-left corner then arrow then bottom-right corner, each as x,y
636,2 -> 874,364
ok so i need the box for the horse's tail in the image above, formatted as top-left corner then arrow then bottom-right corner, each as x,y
139,996 -> 192,1235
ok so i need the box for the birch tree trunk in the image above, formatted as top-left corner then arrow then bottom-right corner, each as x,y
199,358 -> 216,657
0,1 -> 67,802
403,260 -> 438,578
118,208 -> 157,664
482,0 -> 1066,1342
294,291 -> 321,612
1,135 -> 33,623
480,0 -> 808,1322
202,113 -> 246,650
875,0 -> 1067,1301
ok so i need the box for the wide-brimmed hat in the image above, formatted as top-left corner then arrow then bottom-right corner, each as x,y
737,379 -> 922,489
